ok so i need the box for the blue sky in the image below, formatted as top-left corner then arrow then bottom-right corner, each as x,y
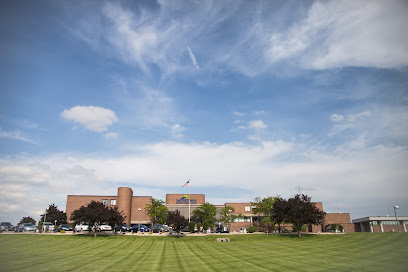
1,0 -> 407,225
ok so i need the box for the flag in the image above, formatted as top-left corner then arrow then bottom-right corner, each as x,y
182,180 -> 190,187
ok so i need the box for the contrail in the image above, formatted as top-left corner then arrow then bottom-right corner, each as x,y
187,46 -> 200,70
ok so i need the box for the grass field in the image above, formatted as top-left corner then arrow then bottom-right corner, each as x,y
0,233 -> 407,271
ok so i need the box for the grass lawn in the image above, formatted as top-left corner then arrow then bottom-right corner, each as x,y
0,233 -> 407,271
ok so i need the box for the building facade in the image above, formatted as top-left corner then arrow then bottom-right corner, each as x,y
352,216 -> 408,232
66,186 -> 354,233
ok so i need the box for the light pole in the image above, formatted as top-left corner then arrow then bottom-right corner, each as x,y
394,206 -> 399,232
138,208 -> 141,235
228,209 -> 232,232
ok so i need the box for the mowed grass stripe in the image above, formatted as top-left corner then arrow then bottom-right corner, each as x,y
1,233 -> 408,271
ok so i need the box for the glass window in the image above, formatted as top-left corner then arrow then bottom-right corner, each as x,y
102,199 -> 108,205
245,206 -> 250,212
110,199 -> 116,205
372,221 -> 378,225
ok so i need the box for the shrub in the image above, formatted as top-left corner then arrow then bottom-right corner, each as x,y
338,225 -> 344,232
292,224 -> 306,232
60,230 -> 66,233
331,224 -> 337,232
247,226 -> 257,233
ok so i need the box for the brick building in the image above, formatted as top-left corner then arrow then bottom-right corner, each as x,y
66,186 -> 354,233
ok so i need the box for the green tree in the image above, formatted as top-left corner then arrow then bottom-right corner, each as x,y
219,206 -> 237,229
40,204 -> 67,224
167,209 -> 188,238
144,198 -> 168,225
70,201 -> 125,237
252,196 -> 279,232
284,194 -> 326,238
19,216 -> 36,225
192,202 -> 217,231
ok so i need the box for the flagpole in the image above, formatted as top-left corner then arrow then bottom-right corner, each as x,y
188,179 -> 191,222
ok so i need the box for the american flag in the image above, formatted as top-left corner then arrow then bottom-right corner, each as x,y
182,180 -> 190,187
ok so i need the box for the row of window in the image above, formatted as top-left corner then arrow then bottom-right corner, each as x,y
372,220 -> 408,225
102,199 -> 116,206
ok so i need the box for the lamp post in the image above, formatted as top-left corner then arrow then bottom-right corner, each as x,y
394,206 -> 399,232
138,208 -> 141,235
228,209 -> 232,232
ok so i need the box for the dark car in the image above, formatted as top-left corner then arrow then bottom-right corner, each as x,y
216,227 -> 229,233
151,224 -> 169,233
131,224 -> 149,232
55,224 -> 73,232
1,222 -> 13,231
114,224 -> 131,232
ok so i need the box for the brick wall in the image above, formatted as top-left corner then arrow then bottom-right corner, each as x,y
66,195 -> 117,222
323,213 -> 354,232
130,196 -> 152,225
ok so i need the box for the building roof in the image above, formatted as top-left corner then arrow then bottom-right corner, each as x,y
352,216 -> 408,223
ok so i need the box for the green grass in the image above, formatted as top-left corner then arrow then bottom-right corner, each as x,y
0,233 -> 407,271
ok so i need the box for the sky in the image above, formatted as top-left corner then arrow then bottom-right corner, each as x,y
1,0 -> 407,225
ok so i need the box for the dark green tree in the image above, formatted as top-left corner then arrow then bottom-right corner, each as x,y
19,216 -> 36,225
70,201 -> 125,237
272,197 -> 287,233
167,209 -> 188,238
284,194 -> 326,238
40,204 -> 67,224
192,202 -> 217,231
144,198 -> 168,225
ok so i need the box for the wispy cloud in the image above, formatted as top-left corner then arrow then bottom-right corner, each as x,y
0,129 -> 37,144
61,106 -> 118,133
187,46 -> 200,70
266,0 -> 408,69
171,124 -> 185,138
249,120 -> 267,129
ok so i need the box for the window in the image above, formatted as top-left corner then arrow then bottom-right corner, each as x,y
245,206 -> 250,212
102,199 -> 108,205
110,199 -> 116,205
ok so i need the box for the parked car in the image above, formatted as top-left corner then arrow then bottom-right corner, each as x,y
98,224 -> 112,231
1,222 -> 13,231
215,227 -> 229,233
42,222 -> 54,232
114,224 -> 131,232
75,223 -> 89,231
18,223 -> 36,232
151,224 -> 169,233
131,224 -> 149,232
55,224 -> 72,232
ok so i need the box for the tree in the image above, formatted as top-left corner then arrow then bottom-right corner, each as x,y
144,198 -> 168,225
284,194 -> 326,238
252,196 -> 279,232
219,206 -> 238,229
19,216 -> 36,225
191,202 -> 217,231
40,204 -> 67,224
167,209 -> 188,238
272,197 -> 287,233
70,201 -> 125,237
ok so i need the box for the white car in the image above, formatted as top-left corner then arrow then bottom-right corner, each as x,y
98,224 -> 112,231
75,223 -> 89,231
42,222 -> 54,232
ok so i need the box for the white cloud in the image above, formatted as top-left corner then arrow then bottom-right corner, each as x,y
187,46 -> 200,70
233,111 -> 245,116
249,120 -> 267,129
61,106 -> 118,133
330,114 -> 344,122
171,124 -> 185,138
103,132 -> 119,140
266,0 -> 408,69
